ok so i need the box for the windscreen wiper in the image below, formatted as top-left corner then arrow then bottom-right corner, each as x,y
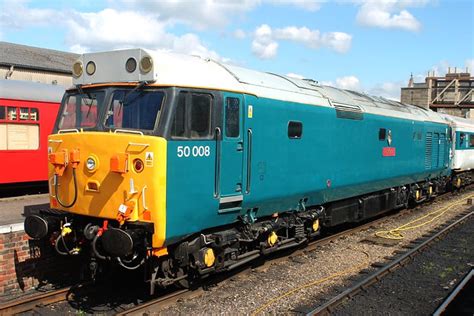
76,84 -> 94,118
121,81 -> 148,106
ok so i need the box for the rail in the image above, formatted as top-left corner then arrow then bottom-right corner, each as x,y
306,209 -> 474,315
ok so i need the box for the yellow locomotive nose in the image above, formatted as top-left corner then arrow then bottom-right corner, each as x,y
47,131 -> 167,249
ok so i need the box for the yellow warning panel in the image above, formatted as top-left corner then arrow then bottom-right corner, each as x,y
145,151 -> 154,167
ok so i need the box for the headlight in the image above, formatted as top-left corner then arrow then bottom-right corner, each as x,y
72,61 -> 83,78
140,56 -> 153,73
86,157 -> 97,171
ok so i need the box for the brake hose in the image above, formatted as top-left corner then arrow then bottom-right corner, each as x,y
54,168 -> 78,208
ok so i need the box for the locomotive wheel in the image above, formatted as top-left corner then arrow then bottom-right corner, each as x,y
176,267 -> 189,289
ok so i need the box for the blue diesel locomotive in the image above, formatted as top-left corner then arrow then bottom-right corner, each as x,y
23,48 -> 469,292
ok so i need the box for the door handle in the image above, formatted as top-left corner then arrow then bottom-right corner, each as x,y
236,141 -> 244,152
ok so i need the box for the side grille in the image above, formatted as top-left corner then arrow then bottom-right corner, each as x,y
439,133 -> 446,167
425,132 -> 432,169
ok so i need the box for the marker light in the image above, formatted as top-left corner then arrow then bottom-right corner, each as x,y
140,56 -> 153,73
86,61 -> 96,75
126,57 -> 137,73
86,157 -> 97,171
133,158 -> 144,173
72,61 -> 83,78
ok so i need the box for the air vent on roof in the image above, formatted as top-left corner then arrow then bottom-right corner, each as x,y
333,103 -> 363,120
302,78 -> 319,86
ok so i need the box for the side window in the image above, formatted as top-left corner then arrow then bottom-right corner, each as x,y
171,92 -> 213,139
288,121 -> 303,139
0,106 -> 5,120
190,94 -> 211,138
225,97 -> 240,138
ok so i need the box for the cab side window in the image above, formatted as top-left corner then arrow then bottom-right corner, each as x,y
190,94 -> 212,138
171,91 -> 213,139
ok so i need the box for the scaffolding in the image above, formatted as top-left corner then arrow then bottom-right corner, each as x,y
401,68 -> 474,118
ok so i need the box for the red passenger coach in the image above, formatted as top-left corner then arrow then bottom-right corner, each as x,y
0,80 -> 64,186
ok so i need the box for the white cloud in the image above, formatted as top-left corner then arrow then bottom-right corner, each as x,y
321,75 -> 402,100
286,73 -> 305,79
320,75 -> 360,90
355,0 -> 429,32
368,81 -> 403,101
335,75 -> 360,90
116,0 -> 259,30
321,32 -> 352,53
274,26 -> 352,53
234,29 -> 247,39
252,24 -> 352,59
0,0 -> 62,28
116,0 -> 323,31
269,0 -> 324,12
66,9 -> 223,60
252,24 -> 279,59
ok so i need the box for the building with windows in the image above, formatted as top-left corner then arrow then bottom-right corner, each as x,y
401,69 -> 474,118
0,41 -> 78,87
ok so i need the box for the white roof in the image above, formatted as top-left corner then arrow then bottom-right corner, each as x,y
73,48 -> 447,124
442,114 -> 474,132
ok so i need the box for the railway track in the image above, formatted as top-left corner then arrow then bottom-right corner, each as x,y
433,269 -> 474,315
116,199 -> 447,315
306,208 -> 474,315
1,190 -> 470,315
0,285 -> 78,315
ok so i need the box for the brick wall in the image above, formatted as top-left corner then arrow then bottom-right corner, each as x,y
0,230 -> 82,301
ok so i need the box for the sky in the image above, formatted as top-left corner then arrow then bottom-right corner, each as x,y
1,0 -> 473,100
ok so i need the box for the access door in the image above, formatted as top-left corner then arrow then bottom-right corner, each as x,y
217,93 -> 244,211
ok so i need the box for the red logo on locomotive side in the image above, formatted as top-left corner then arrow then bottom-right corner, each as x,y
382,147 -> 396,157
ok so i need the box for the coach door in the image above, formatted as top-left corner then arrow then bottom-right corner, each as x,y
216,93 -> 244,212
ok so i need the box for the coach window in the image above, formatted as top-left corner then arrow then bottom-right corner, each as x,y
7,107 -> 17,120
20,108 -> 29,120
288,121 -> 303,139
460,133 -> 466,146
469,135 -> 474,148
30,108 -> 39,121
0,106 -> 5,120
225,97 -> 240,138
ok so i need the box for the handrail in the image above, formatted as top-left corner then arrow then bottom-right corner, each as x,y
114,129 -> 144,136
48,139 -> 63,143
142,186 -> 148,210
128,142 -> 150,148
58,129 -> 79,134
246,128 -> 252,194
214,127 -> 222,198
